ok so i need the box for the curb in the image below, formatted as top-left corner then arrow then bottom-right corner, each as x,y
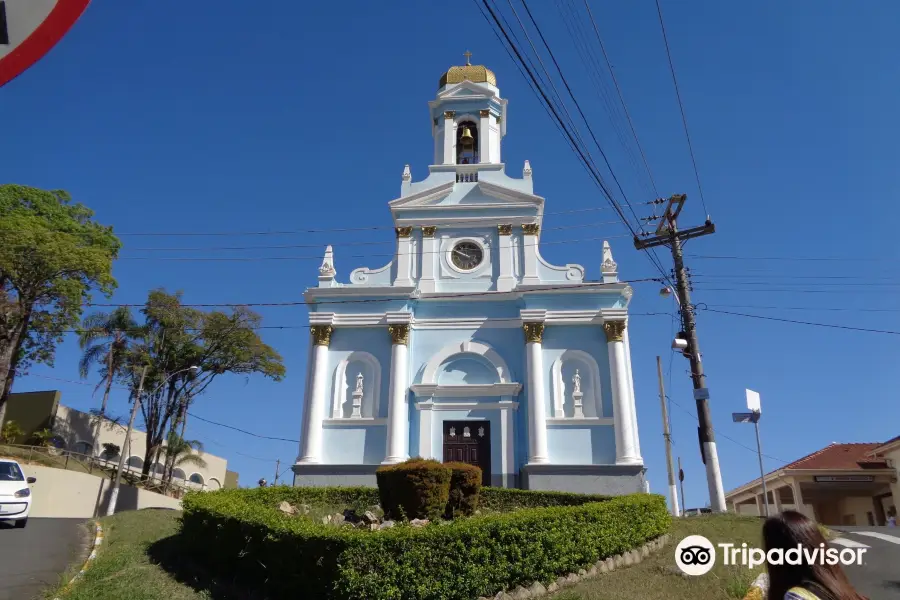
741,572 -> 768,600
477,533 -> 671,600
53,521 -> 104,599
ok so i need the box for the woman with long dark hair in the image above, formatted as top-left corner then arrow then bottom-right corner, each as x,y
763,510 -> 866,600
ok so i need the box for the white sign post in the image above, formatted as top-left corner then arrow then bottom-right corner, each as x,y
732,389 -> 768,516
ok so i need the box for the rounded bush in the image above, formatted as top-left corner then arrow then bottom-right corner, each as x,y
444,461 -> 482,517
375,458 -> 451,521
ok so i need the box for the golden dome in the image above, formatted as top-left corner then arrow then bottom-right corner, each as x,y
439,52 -> 496,88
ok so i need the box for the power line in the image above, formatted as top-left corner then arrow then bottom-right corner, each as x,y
704,308 -> 900,336
476,0 -> 675,289
654,0 -> 709,218
705,303 -> 900,314
580,0 -> 661,199
687,254 -> 891,263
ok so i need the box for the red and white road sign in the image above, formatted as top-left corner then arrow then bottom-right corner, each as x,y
0,0 -> 90,88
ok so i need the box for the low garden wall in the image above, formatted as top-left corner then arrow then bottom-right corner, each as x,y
181,486 -> 670,600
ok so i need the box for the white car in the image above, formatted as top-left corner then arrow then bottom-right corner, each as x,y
0,459 -> 36,528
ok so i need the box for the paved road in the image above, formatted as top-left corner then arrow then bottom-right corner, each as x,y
831,526 -> 900,599
0,518 -> 86,600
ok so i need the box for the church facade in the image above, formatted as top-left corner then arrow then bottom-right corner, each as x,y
293,58 -> 645,493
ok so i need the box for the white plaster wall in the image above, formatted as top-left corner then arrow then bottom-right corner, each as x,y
839,496 -> 878,526
15,463 -> 181,519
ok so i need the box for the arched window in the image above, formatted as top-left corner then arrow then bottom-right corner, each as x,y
151,462 -> 165,478
189,473 -> 205,486
126,456 -> 143,470
73,441 -> 93,457
456,120 -> 479,164
172,468 -> 186,481
208,478 -> 222,490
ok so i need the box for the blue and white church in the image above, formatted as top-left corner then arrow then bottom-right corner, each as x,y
293,57 -> 645,493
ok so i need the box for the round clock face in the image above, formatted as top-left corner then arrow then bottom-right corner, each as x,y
451,241 -> 484,271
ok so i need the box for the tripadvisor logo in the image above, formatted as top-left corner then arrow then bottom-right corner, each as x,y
675,535 -> 716,576
675,535 -> 867,576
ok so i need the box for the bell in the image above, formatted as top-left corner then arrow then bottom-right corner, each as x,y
460,126 -> 474,146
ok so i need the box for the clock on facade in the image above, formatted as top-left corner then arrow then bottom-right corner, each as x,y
451,241 -> 484,271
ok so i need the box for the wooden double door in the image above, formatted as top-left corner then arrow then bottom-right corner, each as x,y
442,420 -> 491,486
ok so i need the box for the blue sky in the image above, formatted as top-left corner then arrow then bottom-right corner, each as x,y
3,1 -> 899,504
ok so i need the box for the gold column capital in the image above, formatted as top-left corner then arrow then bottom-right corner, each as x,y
388,324 -> 410,346
479,109 -> 491,118
603,321 -> 626,343
497,224 -> 512,235
395,226 -> 413,239
311,325 -> 333,347
523,322 -> 545,344
444,110 -> 456,120
522,223 -> 540,235
422,226 -> 437,238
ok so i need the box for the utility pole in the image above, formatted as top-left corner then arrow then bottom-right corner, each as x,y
678,456 -> 686,514
273,459 -> 281,486
636,194 -> 726,512
656,356 -> 680,517
107,365 -> 148,516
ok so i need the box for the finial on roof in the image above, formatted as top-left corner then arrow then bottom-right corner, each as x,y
464,50 -> 472,66
601,240 -> 618,283
402,164 -> 411,181
318,245 -> 336,284
523,159 -> 532,179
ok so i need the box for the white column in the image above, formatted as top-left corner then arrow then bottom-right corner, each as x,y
479,109 -> 491,164
755,494 -> 764,517
773,487 -> 783,514
790,479 -> 813,519
443,111 -> 456,165
497,224 -> 515,292
524,322 -> 549,464
383,324 -> 410,464
501,398 -> 516,487
623,326 -> 642,460
295,332 -> 316,462
418,403 -> 433,459
605,321 -> 640,465
394,227 -> 413,287
420,226 -> 437,293
521,224 -> 540,285
297,326 -> 333,464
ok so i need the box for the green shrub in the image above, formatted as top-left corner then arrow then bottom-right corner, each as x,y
480,487 -> 611,511
181,489 -> 670,600
444,462 -> 482,517
376,458 -> 451,521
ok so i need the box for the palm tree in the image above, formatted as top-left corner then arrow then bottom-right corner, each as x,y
78,307 -> 143,453
163,432 -> 207,487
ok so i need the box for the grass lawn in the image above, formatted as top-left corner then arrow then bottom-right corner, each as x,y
549,514 -> 765,600
44,509 -> 225,600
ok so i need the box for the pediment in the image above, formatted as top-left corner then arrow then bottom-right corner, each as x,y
389,180 -> 544,211
433,80 -> 495,102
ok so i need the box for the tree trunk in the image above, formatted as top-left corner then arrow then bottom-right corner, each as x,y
0,320 -> 25,428
93,348 -> 114,455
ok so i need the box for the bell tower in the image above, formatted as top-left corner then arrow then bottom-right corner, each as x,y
429,52 -> 508,166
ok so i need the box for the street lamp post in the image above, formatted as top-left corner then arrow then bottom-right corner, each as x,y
732,389 -> 767,518
106,365 -> 199,516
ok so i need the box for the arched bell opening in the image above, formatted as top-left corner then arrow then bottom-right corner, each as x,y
456,121 -> 479,164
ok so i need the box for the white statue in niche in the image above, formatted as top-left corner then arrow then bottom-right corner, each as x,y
571,368 -> 584,418
355,372 -> 364,394
350,371 -> 364,418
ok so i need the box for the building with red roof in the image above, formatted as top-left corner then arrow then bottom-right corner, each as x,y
725,438 -> 898,526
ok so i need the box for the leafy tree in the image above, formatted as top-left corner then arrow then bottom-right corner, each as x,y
164,432 -> 207,481
101,442 -> 121,459
78,307 -> 143,452
0,419 -> 23,444
29,428 -> 55,447
0,185 -> 120,425
119,289 -> 285,480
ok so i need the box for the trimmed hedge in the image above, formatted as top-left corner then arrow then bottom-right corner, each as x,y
480,487 -> 611,511
181,489 -> 670,600
376,459 -> 452,520
444,462 -> 482,517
